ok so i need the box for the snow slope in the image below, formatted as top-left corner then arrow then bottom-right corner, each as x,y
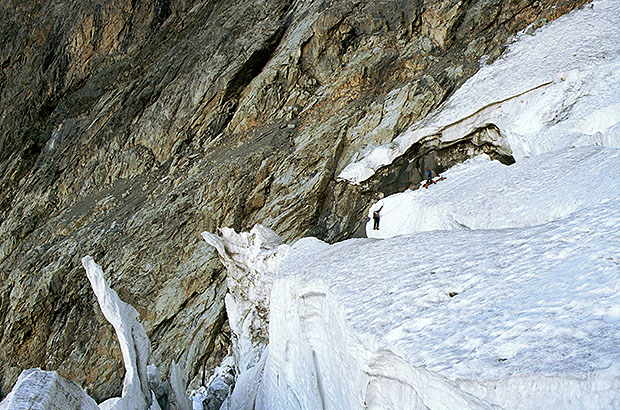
366,146 -> 620,237
211,168 -> 620,408
338,0 -> 620,184
206,1 -> 620,408
233,146 -> 620,408
263,190 -> 620,408
210,142 -> 620,409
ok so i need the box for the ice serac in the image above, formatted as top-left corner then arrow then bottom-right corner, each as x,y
205,228 -> 495,409
147,365 -> 169,410
0,369 -> 99,410
81,256 -> 153,410
168,361 -> 192,410
191,356 -> 234,410
258,277 -> 496,410
201,225 -> 289,408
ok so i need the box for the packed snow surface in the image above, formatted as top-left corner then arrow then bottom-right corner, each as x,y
367,147 -> 620,237
272,167 -> 620,407
338,0 -> 620,184
292,191 -> 620,380
213,149 -> 620,409
213,2 -> 620,406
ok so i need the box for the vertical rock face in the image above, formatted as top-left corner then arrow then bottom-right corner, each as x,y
0,0 -> 588,401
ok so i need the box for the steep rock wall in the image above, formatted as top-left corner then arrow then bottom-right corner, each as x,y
0,0 -> 588,401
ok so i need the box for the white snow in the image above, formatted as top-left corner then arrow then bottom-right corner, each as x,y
366,146 -> 620,237
204,149 -> 620,408
206,186 -> 620,408
202,226 -> 289,410
201,226 -> 288,376
338,0 -> 620,184
204,3 -> 620,407
267,192 -> 620,408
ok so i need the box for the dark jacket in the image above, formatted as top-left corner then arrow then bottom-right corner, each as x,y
373,205 -> 383,219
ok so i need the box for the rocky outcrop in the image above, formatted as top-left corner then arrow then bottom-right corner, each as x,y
0,0 -> 589,401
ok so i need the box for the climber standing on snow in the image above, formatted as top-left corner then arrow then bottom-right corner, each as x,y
373,204 -> 383,230
424,167 -> 437,189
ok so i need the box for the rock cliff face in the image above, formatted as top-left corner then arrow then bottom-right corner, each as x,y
0,0 -> 588,401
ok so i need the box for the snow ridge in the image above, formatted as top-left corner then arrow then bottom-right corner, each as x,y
338,0 -> 620,184
367,146 -> 620,237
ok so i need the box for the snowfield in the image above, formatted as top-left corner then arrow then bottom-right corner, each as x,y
208,1 -> 620,408
213,142 -> 620,409
210,142 -> 620,409
211,177 -> 620,409
366,147 -> 620,237
269,191 -> 620,408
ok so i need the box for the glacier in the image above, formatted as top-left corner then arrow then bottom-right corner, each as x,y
366,147 -> 620,237
206,186 -> 620,408
204,1 -> 620,408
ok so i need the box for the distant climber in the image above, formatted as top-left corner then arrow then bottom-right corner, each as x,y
423,167 -> 446,188
372,205 -> 383,230
423,179 -> 436,188
423,168 -> 436,188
